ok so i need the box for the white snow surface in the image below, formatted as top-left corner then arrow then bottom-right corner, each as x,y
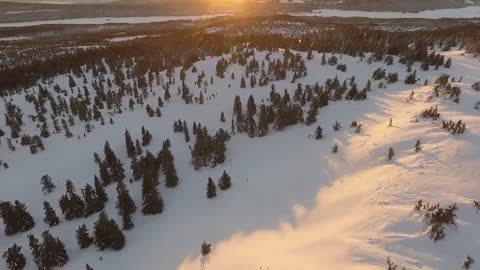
1,49 -> 480,270
0,13 -> 232,28
291,6 -> 480,19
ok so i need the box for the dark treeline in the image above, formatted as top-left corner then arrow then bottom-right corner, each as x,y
1,22 -> 479,96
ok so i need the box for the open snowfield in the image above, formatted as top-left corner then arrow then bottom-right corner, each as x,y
1,47 -> 480,270
291,6 -> 480,19
0,13 -> 231,28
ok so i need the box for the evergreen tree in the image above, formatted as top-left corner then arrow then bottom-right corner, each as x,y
207,178 -> 217,199
388,147 -> 395,160
93,211 -> 125,251
201,241 -> 212,256
415,139 -> 422,152
94,175 -> 108,204
218,171 -> 232,191
161,144 -> 179,188
2,244 -> 26,270
29,231 -> 69,269
42,201 -> 60,227
135,139 -> 143,156
183,121 -> 190,143
240,76 -> 246,88
142,172 -> 164,215
40,175 -> 56,193
315,126 -> 323,140
332,144 -> 338,153
124,129 -> 135,159
82,184 -> 104,217
103,141 -> 117,167
76,224 -> 93,249
247,95 -> 256,117
59,180 -> 85,221
141,126 -> 152,146
220,112 -> 226,123
116,179 -> 136,230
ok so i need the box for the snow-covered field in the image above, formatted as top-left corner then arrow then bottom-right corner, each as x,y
1,47 -> 480,270
292,6 -> 480,19
0,13 -> 231,28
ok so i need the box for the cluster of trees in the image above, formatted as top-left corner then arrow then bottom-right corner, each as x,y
414,200 -> 458,242
0,201 -> 35,236
206,171 -> 232,199
191,125 -> 230,169
442,119 -> 466,135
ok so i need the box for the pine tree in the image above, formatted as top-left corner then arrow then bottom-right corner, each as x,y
159,141 -> 179,188
220,112 -> 226,123
94,175 -> 108,204
59,180 -> 85,221
30,231 -> 69,269
201,241 -> 212,256
315,126 -> 323,140
76,224 -> 93,249
2,244 -> 26,270
103,141 -> 117,167
141,126 -> 152,146
40,174 -> 56,193
135,139 -> 143,156
93,211 -> 125,250
116,179 -> 136,230
124,129 -> 135,159
0,201 -> 36,235
183,121 -> 190,143
332,144 -> 338,153
142,172 -> 164,215
86,264 -> 93,270
82,183 -> 104,217
247,95 -> 256,117
43,201 -> 60,227
207,178 -> 217,199
240,76 -> 246,88
415,139 -> 422,152
388,147 -> 395,160
218,171 -> 231,191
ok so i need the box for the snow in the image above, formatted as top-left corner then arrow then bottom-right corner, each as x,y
291,6 -> 480,19
1,47 -> 480,270
0,36 -> 30,41
0,13 -> 232,28
106,35 -> 150,42
4,10 -> 59,15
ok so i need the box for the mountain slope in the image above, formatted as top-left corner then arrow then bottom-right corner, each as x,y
1,47 -> 480,270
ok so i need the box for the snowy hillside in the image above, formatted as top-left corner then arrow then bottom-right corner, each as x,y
1,34 -> 480,270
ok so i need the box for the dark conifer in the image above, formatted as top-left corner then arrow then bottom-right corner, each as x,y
141,126 -> 152,146
415,139 -> 422,152
40,174 -> 56,193
142,172 -> 164,215
388,147 -> 395,160
220,112 -> 226,123
218,171 -> 231,191
43,201 -> 60,227
93,211 -> 125,251
2,244 -> 26,270
116,179 -> 136,230
76,224 -> 93,249
94,175 -> 108,204
124,129 -> 135,159
207,178 -> 217,199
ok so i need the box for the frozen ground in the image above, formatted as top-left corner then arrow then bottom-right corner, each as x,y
291,6 -> 480,19
0,48 -> 480,270
0,13 -> 232,28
